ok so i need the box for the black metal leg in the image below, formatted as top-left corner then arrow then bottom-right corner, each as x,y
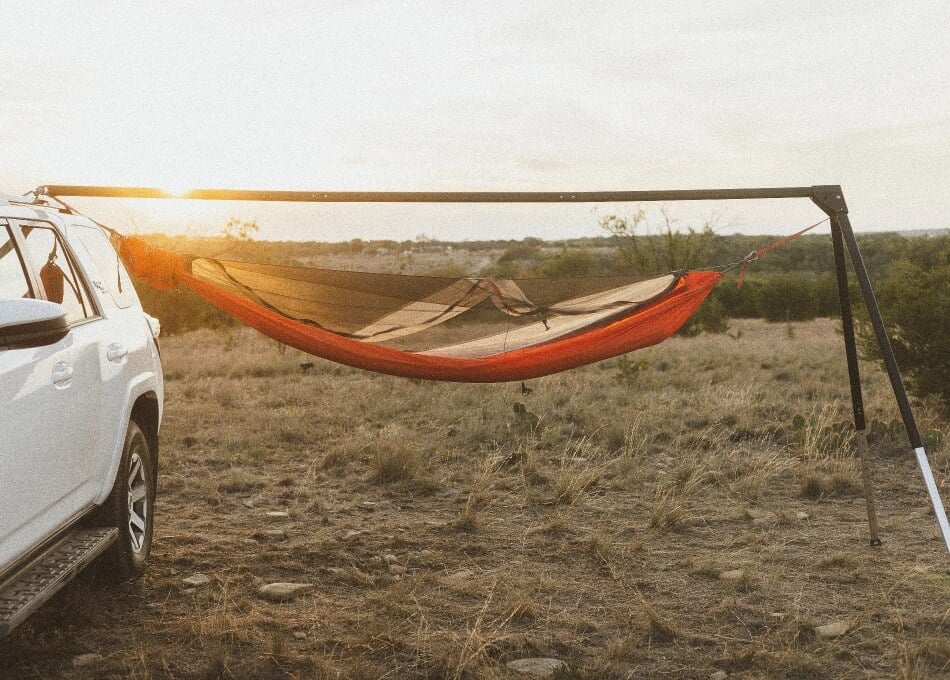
833,211 -> 950,555
830,218 -> 881,545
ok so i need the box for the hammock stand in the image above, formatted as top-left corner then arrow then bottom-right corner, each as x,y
35,183 -> 950,556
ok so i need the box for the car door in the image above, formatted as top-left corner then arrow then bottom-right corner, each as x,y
65,221 -> 152,484
0,220 -> 104,568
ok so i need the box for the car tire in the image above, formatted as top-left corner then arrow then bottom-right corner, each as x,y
93,420 -> 155,581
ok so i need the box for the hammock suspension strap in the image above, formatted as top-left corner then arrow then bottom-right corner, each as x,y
735,218 -> 829,288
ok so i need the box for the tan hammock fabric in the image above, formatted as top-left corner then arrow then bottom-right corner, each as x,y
118,236 -> 721,382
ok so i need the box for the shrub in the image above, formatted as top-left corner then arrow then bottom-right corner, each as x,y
858,243 -> 950,411
755,275 -> 818,322
681,291 -> 730,336
539,248 -> 603,277
498,242 -> 543,263
601,208 -> 714,274
601,209 -> 728,335
717,273 -> 838,323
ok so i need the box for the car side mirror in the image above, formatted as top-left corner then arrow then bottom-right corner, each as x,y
0,299 -> 69,348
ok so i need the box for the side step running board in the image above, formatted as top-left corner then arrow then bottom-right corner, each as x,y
0,527 -> 117,636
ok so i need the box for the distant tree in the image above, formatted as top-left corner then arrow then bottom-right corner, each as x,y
491,241 -> 547,278
498,242 -> 543,264
221,218 -> 260,241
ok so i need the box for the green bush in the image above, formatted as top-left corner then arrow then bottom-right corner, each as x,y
681,293 -> 730,336
715,273 -> 839,322
491,241 -> 547,278
539,248 -> 603,278
858,242 -> 950,411
498,242 -> 543,264
756,275 -> 819,322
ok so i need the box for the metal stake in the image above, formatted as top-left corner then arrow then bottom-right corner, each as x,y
855,431 -> 882,544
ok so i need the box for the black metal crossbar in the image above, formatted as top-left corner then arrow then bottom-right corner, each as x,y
37,184 -> 817,203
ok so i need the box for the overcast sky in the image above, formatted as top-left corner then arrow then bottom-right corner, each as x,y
2,2 -> 948,241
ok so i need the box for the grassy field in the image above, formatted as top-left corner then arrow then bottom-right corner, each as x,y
2,319 -> 948,679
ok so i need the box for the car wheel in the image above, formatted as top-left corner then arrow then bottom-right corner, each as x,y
94,420 -> 155,581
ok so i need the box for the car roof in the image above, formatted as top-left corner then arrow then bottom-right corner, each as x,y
0,192 -> 31,205
0,192 -> 76,222
1,193 -> 59,209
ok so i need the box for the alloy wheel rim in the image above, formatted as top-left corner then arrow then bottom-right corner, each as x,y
126,450 -> 148,553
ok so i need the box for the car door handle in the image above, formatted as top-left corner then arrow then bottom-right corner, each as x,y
106,343 -> 128,362
52,361 -> 74,387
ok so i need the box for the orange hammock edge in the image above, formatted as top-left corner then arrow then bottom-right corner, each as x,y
120,235 -> 721,382
188,269 -> 720,382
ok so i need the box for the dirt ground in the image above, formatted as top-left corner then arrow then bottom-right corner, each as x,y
2,319 -> 948,679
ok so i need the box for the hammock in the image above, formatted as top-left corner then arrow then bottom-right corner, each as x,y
116,236 -> 720,382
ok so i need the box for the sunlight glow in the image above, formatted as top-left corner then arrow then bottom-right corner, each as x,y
161,186 -> 193,199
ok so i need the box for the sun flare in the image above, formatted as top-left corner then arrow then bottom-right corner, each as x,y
161,185 -> 193,199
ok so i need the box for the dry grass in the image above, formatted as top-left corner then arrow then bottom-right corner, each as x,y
2,318 -> 948,679
369,442 -> 420,484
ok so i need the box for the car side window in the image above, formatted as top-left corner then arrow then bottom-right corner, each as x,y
69,224 -> 135,308
19,224 -> 96,324
0,226 -> 33,299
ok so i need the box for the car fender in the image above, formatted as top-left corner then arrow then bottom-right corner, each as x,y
92,370 -> 162,505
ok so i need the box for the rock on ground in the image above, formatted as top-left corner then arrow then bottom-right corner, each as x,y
506,657 -> 568,677
441,569 -> 474,583
182,573 -> 210,587
71,653 -> 104,668
814,621 -> 850,638
257,582 -> 315,602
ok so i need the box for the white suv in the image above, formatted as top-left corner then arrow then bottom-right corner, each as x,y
0,192 -> 163,635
